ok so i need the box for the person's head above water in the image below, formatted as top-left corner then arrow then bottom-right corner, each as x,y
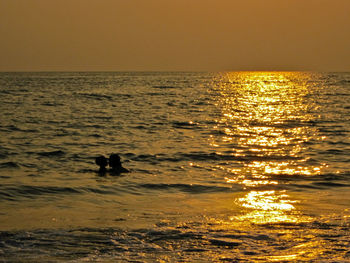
109,154 -> 121,169
95,154 -> 129,174
109,153 -> 129,173
95,155 -> 108,172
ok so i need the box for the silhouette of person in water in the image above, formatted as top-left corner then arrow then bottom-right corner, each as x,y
109,154 -> 129,174
95,155 -> 108,174
95,154 -> 129,175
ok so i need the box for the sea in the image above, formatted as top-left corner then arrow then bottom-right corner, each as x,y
0,71 -> 350,262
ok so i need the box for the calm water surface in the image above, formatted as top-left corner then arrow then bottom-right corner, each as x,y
0,72 -> 350,262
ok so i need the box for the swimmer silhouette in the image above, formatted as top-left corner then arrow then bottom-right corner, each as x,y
109,153 -> 129,174
95,155 -> 108,174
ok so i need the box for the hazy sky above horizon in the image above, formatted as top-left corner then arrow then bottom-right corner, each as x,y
1,0 -> 349,72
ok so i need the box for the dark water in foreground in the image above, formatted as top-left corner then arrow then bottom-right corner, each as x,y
1,72 -> 350,262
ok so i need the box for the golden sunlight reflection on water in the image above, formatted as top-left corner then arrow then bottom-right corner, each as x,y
232,190 -> 305,225
212,72 -> 323,225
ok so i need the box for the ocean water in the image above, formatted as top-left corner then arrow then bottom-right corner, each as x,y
0,71 -> 350,262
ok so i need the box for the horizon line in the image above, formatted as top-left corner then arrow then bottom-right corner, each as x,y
1,69 -> 349,73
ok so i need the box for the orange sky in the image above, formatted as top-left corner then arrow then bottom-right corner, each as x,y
0,0 -> 349,71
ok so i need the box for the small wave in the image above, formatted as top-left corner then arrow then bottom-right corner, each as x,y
41,102 -> 64,107
193,101 -> 208,106
134,125 -> 147,130
80,187 -> 118,195
4,125 -> 21,132
181,152 -> 235,161
93,116 -> 113,120
130,154 -> 161,162
209,238 -> 241,247
0,161 -> 20,169
153,85 -> 177,89
321,149 -> 345,155
246,120 -> 314,129
1,125 -> 38,133
37,150 -> 65,157
172,121 -> 199,129
0,185 -> 81,201
148,229 -> 202,243
179,152 -> 302,162
312,181 -> 349,188
338,79 -> 350,84
113,93 -> 132,98
129,152 -> 301,164
209,130 -> 227,135
78,93 -> 113,101
139,183 -> 232,194
88,133 -> 102,138
26,173 -> 40,177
